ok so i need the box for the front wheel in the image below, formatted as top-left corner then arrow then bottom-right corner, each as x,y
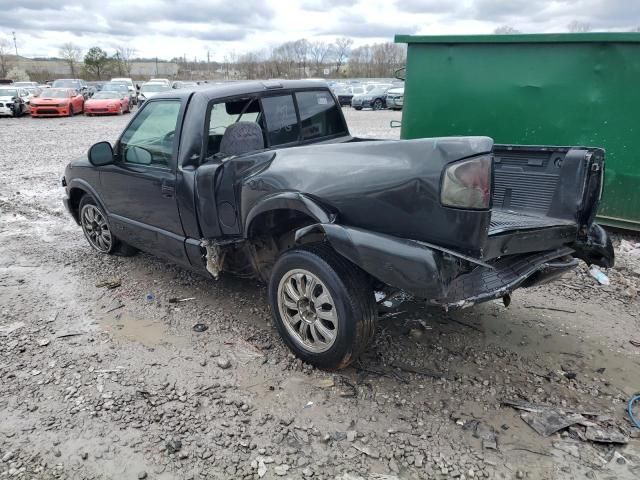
373,99 -> 383,110
68,104 -> 74,117
79,195 -> 137,256
354,106 -> 362,111
269,244 -> 377,370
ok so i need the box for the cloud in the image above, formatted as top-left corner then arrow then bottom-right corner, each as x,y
397,0 -> 460,14
319,14 -> 419,38
300,0 -> 359,11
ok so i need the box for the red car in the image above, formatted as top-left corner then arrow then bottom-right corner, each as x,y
30,89 -> 84,117
84,91 -> 131,116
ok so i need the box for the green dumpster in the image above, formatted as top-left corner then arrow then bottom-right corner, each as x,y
395,33 -> 640,231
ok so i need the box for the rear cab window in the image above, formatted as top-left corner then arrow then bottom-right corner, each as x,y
203,88 -> 347,161
295,90 -> 347,140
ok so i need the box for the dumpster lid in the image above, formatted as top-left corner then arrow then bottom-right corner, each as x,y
395,32 -> 640,45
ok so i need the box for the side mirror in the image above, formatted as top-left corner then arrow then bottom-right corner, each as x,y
88,142 -> 114,166
125,145 -> 153,165
390,120 -> 402,128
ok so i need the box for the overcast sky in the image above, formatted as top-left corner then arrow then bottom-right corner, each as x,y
1,0 -> 639,60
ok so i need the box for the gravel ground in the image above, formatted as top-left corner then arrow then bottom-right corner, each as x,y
0,107 -> 639,480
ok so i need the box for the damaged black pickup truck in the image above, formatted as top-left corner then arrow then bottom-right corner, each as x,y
62,80 -> 614,369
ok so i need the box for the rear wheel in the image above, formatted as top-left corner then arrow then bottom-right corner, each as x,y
79,195 -> 137,256
354,107 -> 362,111
269,244 -> 377,370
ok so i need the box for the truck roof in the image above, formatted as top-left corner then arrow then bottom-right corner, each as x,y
152,79 -> 330,102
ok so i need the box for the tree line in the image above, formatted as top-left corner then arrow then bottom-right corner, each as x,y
229,38 -> 406,80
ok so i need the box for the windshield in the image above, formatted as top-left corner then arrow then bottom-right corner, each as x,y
103,84 -> 128,92
14,82 -> 34,87
92,91 -> 121,99
41,89 -> 70,98
0,89 -> 17,97
52,80 -> 80,89
141,84 -> 170,93
352,87 -> 365,94
368,88 -> 387,96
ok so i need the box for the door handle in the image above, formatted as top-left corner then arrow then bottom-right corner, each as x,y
161,180 -> 175,198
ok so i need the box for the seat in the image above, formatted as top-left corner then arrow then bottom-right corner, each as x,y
218,122 -> 264,157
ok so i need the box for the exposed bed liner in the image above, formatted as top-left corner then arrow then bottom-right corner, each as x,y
489,209 -> 575,235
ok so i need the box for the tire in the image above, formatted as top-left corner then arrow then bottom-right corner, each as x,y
269,244 -> 377,369
354,107 -> 362,111
68,104 -> 74,117
373,99 -> 383,110
117,105 -> 123,115
79,195 -> 137,256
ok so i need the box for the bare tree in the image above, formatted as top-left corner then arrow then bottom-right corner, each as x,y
59,42 -> 82,77
0,38 -> 12,78
293,38 -> 310,78
334,37 -> 353,76
568,20 -> 592,32
114,46 -> 136,76
493,25 -> 520,34
309,41 -> 334,76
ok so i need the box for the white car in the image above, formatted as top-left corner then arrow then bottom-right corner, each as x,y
149,78 -> 171,86
111,77 -> 137,104
137,82 -> 172,105
0,87 -> 29,116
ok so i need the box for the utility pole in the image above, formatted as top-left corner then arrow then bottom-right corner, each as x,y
12,31 -> 18,56
155,56 -> 158,76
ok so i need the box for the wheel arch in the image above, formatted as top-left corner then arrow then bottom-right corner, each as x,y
66,179 -> 108,223
242,193 -> 337,281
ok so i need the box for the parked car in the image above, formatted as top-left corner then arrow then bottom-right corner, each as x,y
24,86 -> 43,98
0,87 -> 29,116
333,86 -> 354,106
13,81 -> 39,88
84,91 -> 130,116
385,86 -> 404,110
351,87 -> 390,110
52,79 -> 88,97
103,83 -> 134,108
149,78 -> 171,86
30,88 -> 84,117
61,80 -> 613,369
111,78 -> 137,104
172,81 -> 198,89
138,82 -> 172,105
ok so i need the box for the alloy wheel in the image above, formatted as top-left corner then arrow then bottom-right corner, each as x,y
277,268 -> 338,353
80,204 -> 112,253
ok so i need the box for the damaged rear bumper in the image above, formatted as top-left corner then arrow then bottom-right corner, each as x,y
296,224 -> 612,308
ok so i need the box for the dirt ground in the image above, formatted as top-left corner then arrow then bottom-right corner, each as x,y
1,107 -> 639,480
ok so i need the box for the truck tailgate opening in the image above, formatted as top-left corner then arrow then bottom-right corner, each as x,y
482,145 -> 605,260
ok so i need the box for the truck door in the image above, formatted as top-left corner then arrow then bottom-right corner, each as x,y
99,99 -> 189,266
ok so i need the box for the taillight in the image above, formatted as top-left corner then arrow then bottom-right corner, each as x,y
441,155 -> 492,209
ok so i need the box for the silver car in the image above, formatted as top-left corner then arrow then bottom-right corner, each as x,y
386,87 -> 404,110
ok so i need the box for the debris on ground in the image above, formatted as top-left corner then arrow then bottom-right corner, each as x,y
584,426 -> 629,444
589,265 -> 610,285
168,296 -> 195,303
95,278 -> 121,289
192,323 -> 208,332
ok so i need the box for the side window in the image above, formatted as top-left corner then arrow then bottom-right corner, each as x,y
295,90 -> 347,140
262,94 -> 299,146
206,97 -> 261,158
120,100 -> 181,168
